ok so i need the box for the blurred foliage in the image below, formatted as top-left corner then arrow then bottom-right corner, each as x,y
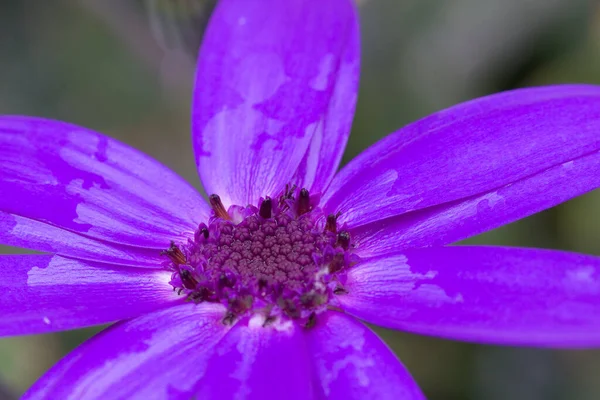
1,0 -> 600,398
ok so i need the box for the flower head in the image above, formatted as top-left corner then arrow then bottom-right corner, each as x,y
2,0 -> 600,399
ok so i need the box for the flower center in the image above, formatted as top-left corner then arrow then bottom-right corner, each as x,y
163,185 -> 357,328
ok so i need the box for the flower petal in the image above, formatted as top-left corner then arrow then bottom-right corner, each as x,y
0,212 -> 163,267
291,11 -> 360,195
307,311 -> 425,400
193,317 -> 314,399
351,150 -> 600,257
23,303 -> 229,400
322,85 -> 600,227
337,247 -> 600,347
0,116 -> 209,249
192,0 -> 359,207
0,254 -> 180,337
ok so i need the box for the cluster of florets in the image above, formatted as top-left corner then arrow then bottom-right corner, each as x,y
162,185 -> 357,328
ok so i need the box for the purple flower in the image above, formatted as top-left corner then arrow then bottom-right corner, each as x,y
2,0 -> 600,398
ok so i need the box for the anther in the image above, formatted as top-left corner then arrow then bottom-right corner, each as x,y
180,269 -> 198,290
300,292 -> 327,308
329,253 -> 345,273
188,286 -> 214,303
279,298 -> 301,319
209,194 -> 230,220
304,312 -> 317,329
259,197 -> 272,219
218,273 -> 235,289
262,305 -> 275,327
336,231 -> 351,250
325,214 -> 338,233
229,295 -> 254,315
333,286 -> 348,295
161,241 -> 186,265
280,183 -> 297,207
297,188 -> 310,215
222,312 -> 236,325
194,223 -> 209,242
262,315 -> 276,327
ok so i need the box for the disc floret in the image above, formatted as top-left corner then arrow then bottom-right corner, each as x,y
163,186 -> 357,327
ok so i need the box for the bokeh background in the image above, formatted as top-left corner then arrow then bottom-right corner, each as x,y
1,0 -> 600,398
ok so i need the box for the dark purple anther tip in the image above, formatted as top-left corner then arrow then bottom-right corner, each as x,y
336,231 -> 350,250
325,214 -> 338,233
189,286 -> 215,303
333,286 -> 348,295
180,269 -> 198,290
259,197 -> 272,219
280,183 -> 297,207
195,223 -> 209,242
304,312 -> 317,329
229,295 -> 254,315
218,273 -> 235,289
161,241 -> 187,265
209,194 -> 230,220
280,298 -> 301,319
297,188 -> 310,215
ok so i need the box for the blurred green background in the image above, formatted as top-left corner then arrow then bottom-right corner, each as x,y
1,0 -> 600,398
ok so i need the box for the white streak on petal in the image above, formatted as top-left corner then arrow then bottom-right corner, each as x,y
310,54 -> 335,91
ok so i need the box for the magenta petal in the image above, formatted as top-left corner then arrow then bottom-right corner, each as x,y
352,150 -> 600,256
192,0 -> 359,206
322,85 -> 600,227
0,254 -> 179,337
0,116 -> 209,249
338,247 -> 600,347
307,312 -> 425,399
23,304 -> 228,400
193,318 -> 314,399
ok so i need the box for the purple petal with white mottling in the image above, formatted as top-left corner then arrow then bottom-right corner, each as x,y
0,116 -> 209,249
23,304 -> 228,400
194,317 -> 314,399
337,247 -> 600,347
0,254 -> 180,337
291,7 -> 360,195
307,312 -> 425,400
192,0 -> 358,207
322,85 -> 600,227
0,212 -> 163,267
351,150 -> 600,257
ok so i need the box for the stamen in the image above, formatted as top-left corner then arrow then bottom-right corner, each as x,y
280,183 -> 297,207
194,223 -> 209,242
218,273 -> 235,289
200,225 -> 209,239
325,214 -> 338,233
180,269 -> 198,290
279,298 -> 301,319
329,253 -> 345,273
297,188 -> 310,215
333,286 -> 348,295
226,295 -> 254,321
209,194 -> 230,220
304,312 -> 317,329
188,286 -> 214,303
262,315 -> 276,327
259,197 -> 272,219
161,241 -> 186,265
336,231 -> 350,250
